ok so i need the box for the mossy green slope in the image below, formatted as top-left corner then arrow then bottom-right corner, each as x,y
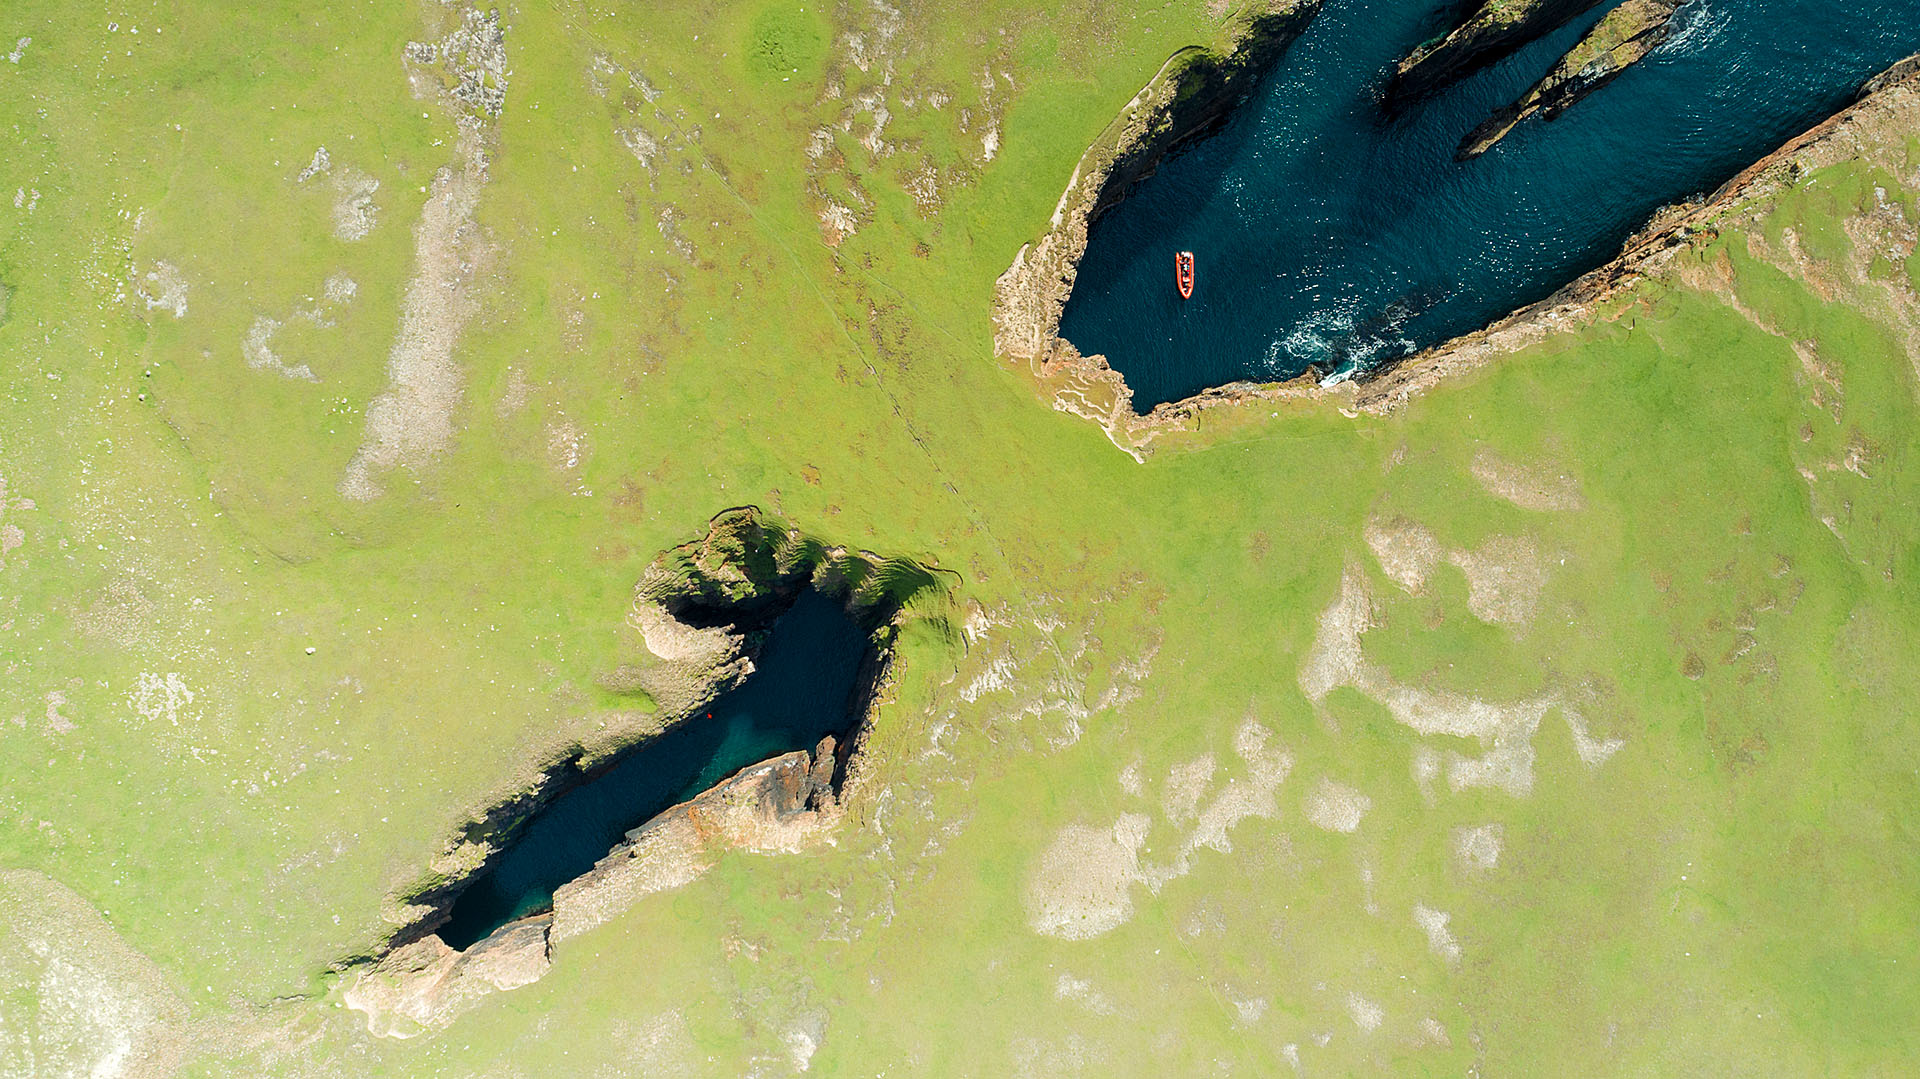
1,1 -> 1916,1076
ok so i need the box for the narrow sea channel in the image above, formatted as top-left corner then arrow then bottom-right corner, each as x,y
438,589 -> 871,949
1059,0 -> 1920,409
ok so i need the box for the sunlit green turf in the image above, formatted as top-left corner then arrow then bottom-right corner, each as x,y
2,1 -> 1916,1075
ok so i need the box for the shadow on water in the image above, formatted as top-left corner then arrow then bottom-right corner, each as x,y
1059,0 -> 1920,409
438,588 -> 874,950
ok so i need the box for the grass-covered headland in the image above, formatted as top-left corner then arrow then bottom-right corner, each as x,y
1,1 -> 1916,1075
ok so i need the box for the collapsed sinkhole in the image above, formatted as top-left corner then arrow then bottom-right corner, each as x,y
382,508 -> 950,957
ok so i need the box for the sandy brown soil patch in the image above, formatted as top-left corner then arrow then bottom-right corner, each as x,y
76,578 -> 158,647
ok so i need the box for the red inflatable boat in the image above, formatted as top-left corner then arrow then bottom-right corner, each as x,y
1175,251 -> 1195,299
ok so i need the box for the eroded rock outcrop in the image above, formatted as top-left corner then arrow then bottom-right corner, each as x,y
1388,0 -> 1603,107
551,737 -> 845,942
1457,0 -> 1678,160
344,915 -> 552,1039
378,509 -> 939,940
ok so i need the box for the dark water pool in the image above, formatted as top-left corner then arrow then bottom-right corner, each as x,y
1059,0 -> 1920,410
438,589 -> 872,949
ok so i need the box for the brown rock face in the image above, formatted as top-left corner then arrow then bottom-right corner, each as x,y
806,735 -> 839,809
344,914 -> 552,1038
1388,0 -> 1604,107
550,739 -> 848,943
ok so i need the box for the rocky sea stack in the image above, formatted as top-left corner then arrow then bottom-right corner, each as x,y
1388,0 -> 1604,108
1457,0 -> 1680,160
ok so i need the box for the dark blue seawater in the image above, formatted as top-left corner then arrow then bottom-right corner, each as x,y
439,589 -> 870,949
1059,0 -> 1920,410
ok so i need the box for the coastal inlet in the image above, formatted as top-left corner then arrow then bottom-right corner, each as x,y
438,587 -> 875,949
1058,0 -> 1920,410
343,511 -> 949,1038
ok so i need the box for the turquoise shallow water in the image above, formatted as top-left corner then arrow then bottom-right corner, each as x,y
439,589 -> 870,949
1059,0 -> 1920,410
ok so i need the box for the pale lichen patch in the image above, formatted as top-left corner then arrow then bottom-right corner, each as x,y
1304,777 -> 1371,833
1364,514 -> 1441,594
1024,814 -> 1150,940
1469,449 -> 1585,512
1453,823 -> 1504,874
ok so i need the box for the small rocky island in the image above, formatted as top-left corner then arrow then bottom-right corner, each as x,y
1458,0 -> 1681,159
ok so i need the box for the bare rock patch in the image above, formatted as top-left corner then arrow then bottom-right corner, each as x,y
1453,823 -> 1504,873
136,261 -> 188,318
1162,754 -> 1216,824
344,917 -> 551,1039
1300,563 -> 1620,797
0,870 -> 190,1078
339,131 -> 490,500
340,6 -> 508,500
1363,514 -> 1441,593
1025,814 -> 1150,940
1470,450 -> 1585,512
1446,533 -> 1548,626
1304,777 -> 1371,833
1413,903 -> 1462,965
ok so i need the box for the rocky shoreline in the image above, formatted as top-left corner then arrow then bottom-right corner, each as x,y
343,737 -> 862,1038
993,29 -> 1920,457
1356,51 -> 1920,412
339,509 -> 939,1037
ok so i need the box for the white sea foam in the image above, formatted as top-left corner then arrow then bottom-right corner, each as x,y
1660,0 -> 1730,59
